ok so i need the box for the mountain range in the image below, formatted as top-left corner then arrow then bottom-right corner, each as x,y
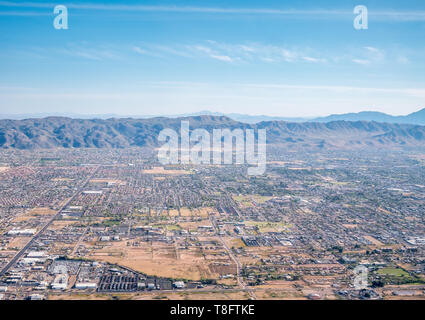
1,115 -> 424,150
1,108 -> 424,125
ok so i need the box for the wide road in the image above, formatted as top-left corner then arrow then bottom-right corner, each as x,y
0,165 -> 100,277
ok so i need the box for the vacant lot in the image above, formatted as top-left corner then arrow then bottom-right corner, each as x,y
364,235 -> 384,246
87,240 -> 221,280
12,207 -> 56,222
6,236 -> 31,251
28,207 -> 57,216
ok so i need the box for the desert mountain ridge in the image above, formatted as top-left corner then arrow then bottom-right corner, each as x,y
1,115 -> 425,150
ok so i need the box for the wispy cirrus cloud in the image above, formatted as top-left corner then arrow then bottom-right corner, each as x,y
352,59 -> 371,65
132,41 -> 327,65
59,46 -> 119,60
210,55 -> 233,62
4,40 -> 412,68
28,44 -> 122,61
303,56 -> 327,63
1,1 -> 425,22
350,46 -> 387,66
0,2 -> 354,14
0,10 -> 51,16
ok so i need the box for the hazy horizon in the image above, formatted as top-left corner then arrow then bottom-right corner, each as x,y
0,106 -> 424,119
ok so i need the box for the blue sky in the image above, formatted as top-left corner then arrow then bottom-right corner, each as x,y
0,0 -> 425,117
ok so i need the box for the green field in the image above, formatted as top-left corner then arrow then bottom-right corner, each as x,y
377,267 -> 409,277
376,267 -> 424,285
245,221 -> 289,233
233,195 -> 273,207
152,224 -> 182,231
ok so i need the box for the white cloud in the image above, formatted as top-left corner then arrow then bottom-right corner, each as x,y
193,45 -> 213,54
10,41 -> 411,68
133,46 -> 148,55
239,45 -> 255,52
364,46 -> 380,53
365,47 -> 385,61
352,59 -> 371,65
210,55 -> 232,62
59,47 -> 119,61
183,42 -> 328,64
303,56 -> 326,63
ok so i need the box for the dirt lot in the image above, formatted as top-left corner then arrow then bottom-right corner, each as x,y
180,207 -> 192,217
86,240 -> 221,280
48,220 -> 79,231
28,207 -> 57,216
364,235 -> 384,246
179,219 -> 210,232
6,236 -> 31,251
12,207 -> 56,222
178,207 -> 214,218
168,209 -> 179,217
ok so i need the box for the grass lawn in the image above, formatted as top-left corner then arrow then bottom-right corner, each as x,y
377,267 -> 409,277
233,195 -> 273,207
